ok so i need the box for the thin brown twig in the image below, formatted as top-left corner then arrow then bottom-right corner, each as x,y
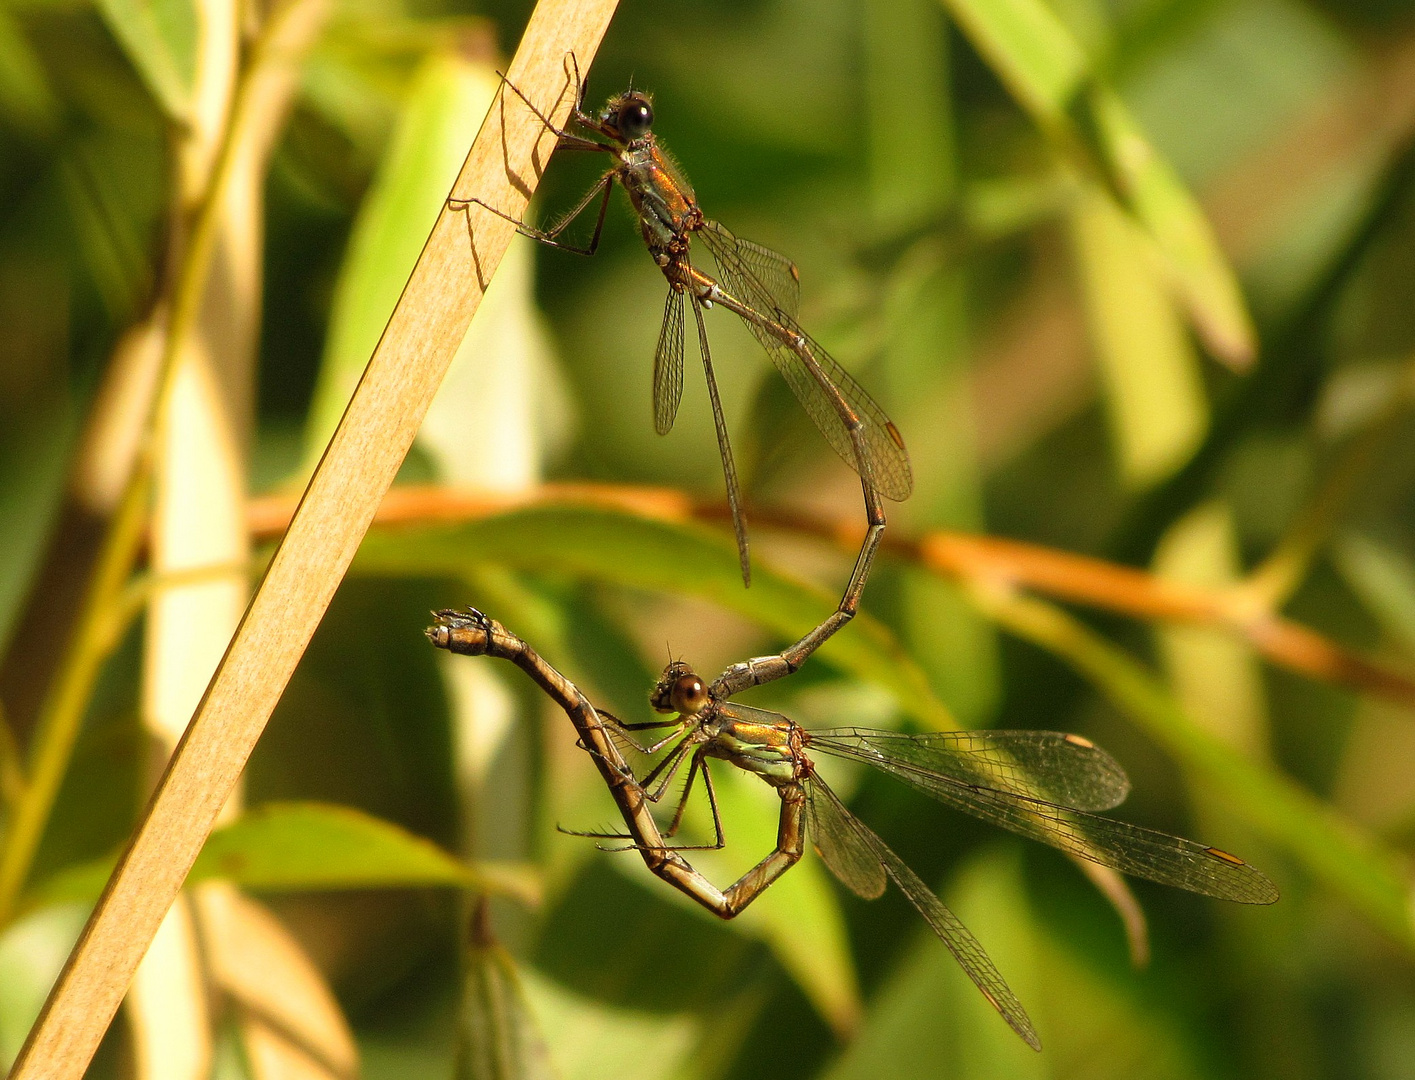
245,481 -> 1415,709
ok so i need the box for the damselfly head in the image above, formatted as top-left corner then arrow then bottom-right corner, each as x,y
649,660 -> 708,716
600,90 -> 654,143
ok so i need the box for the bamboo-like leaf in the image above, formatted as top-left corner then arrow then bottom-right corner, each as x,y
1333,533 -> 1415,657
304,53 -> 502,468
25,803 -> 540,908
939,0 -> 1255,367
93,0 -> 196,121
0,906 -> 90,1074
352,503 -> 953,729
1069,190 -> 1207,489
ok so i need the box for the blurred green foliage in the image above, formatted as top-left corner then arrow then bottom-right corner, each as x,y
6,0 -> 1415,1077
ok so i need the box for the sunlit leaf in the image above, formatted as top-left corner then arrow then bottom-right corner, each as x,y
0,905 -> 89,1074
519,966 -> 699,1080
939,0 -> 1256,367
1153,502 -> 1266,755
1069,190 -> 1207,489
304,52 -> 501,468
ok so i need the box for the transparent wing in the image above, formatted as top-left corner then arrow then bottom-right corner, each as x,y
810,728 -> 1130,811
806,772 -> 1040,1051
699,221 -> 800,320
653,287 -> 686,435
696,220 -> 913,502
813,741 -> 1278,905
805,777 -> 885,899
690,292 -> 750,586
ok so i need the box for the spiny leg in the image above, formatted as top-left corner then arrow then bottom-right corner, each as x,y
664,753 -> 724,848
577,747 -> 726,852
557,727 -> 697,842
449,171 -> 615,257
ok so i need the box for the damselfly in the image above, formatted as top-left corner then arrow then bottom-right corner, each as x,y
452,69 -> 912,690
428,609 -> 1279,1051
601,663 -> 1277,1050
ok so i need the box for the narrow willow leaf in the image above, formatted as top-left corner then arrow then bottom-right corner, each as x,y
458,903 -> 554,1080
1333,533 -> 1415,656
0,7 -> 60,135
304,53 -> 501,468
352,503 -> 953,729
939,0 -> 1255,367
1069,190 -> 1207,489
1153,502 -> 1267,757
93,0 -> 196,121
518,966 -> 699,1080
0,905 -> 90,1073
24,803 -> 540,908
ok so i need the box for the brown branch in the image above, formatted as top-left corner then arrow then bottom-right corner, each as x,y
245,482 -> 1415,710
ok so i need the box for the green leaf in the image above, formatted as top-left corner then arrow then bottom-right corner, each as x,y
93,0 -> 196,121
939,0 -> 1255,367
519,966 -> 700,1080
0,7 -> 60,136
458,904 -> 555,1080
353,503 -> 954,729
304,52 -> 500,468
0,905 -> 90,1074
25,802 -> 540,909
979,589 -> 1415,945
823,848 -> 1047,1076
1333,533 -> 1415,657
1069,190 -> 1207,489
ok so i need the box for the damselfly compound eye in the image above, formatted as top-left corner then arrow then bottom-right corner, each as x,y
618,98 -> 653,139
670,673 -> 707,714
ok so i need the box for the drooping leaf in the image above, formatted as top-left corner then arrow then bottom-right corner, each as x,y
1069,190 -> 1207,489
25,802 -> 539,909
1333,533 -> 1415,658
518,965 -> 699,1080
353,503 -> 954,729
304,52 -> 502,467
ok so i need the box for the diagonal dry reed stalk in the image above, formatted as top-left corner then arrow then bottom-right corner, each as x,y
7,3 -> 620,1076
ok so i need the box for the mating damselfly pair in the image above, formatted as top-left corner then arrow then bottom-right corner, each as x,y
431,64 -> 1276,1051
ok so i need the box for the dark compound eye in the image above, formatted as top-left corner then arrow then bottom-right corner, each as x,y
669,673 -> 707,715
618,98 -> 653,139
